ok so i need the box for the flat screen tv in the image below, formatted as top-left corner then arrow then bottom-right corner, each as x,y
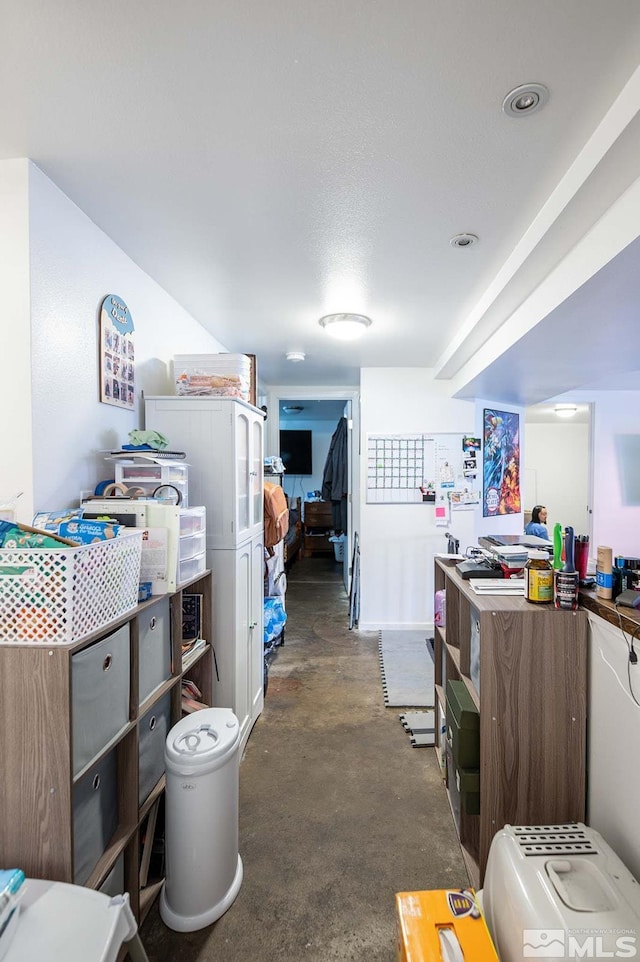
280,429 -> 313,475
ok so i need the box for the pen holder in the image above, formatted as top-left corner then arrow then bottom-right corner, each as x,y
574,539 -> 589,582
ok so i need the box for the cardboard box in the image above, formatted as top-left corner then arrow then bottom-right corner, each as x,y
395,889 -> 499,962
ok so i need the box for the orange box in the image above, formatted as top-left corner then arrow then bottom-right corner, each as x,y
395,888 -> 499,962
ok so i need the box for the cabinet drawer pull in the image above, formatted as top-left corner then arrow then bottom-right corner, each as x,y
102,655 -> 112,672
92,774 -> 101,791
148,715 -> 157,732
149,617 -> 157,631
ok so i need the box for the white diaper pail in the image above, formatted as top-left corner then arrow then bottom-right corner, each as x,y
160,708 -> 243,932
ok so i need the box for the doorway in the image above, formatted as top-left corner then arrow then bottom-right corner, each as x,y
265,387 -> 360,594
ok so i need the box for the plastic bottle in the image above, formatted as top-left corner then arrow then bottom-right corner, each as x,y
524,549 -> 553,603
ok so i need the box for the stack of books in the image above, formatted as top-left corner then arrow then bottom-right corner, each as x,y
181,679 -> 209,714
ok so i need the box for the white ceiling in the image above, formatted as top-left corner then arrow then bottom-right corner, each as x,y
3,1 -> 640,396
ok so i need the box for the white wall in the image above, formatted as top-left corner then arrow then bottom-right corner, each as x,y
590,391 -> 640,558
359,369 -> 476,629
0,160 -> 34,519
524,420 -> 590,537
27,163 -> 228,512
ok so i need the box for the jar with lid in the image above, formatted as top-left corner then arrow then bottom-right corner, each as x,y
524,549 -> 553,603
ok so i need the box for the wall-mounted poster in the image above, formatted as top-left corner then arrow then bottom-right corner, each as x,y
100,294 -> 135,409
482,409 -> 521,517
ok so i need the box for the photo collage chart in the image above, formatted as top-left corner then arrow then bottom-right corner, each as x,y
100,294 -> 135,410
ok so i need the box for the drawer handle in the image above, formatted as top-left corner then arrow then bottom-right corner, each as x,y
149,715 -> 157,731
149,617 -> 157,631
103,655 -> 112,672
92,774 -> 101,791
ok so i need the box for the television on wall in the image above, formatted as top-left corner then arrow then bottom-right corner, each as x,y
280,430 -> 313,475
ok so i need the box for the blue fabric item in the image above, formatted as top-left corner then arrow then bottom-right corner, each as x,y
264,597 -> 287,644
525,521 -> 549,539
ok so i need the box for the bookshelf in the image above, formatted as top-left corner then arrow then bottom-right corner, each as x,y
0,570 -> 212,923
434,558 -> 587,885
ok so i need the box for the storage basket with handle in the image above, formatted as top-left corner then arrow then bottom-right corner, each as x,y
0,529 -> 143,644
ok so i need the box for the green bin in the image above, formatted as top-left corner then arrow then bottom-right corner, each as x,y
445,679 -> 479,769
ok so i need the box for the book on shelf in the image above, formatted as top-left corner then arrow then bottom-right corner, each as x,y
181,637 -> 207,670
182,592 -> 203,642
181,695 -> 210,713
469,578 -> 524,595
182,678 -> 202,700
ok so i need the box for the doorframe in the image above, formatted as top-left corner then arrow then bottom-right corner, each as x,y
265,385 -> 360,592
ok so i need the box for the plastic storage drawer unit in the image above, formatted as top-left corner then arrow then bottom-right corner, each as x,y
179,531 -> 206,561
179,551 -> 206,585
138,597 -> 172,704
445,679 -> 480,769
179,506 -> 206,537
72,625 -> 131,776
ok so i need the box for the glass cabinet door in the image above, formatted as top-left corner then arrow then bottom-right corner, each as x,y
235,411 -> 250,539
250,414 -> 263,528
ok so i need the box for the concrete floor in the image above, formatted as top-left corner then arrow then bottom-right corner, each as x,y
141,555 -> 467,961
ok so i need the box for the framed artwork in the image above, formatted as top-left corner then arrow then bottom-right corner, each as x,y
100,294 -> 135,409
482,409 -> 521,517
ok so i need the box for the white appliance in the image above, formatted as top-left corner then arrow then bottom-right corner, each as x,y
145,396 -> 265,751
481,823 -> 640,962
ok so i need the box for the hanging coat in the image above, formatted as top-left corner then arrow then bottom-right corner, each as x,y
321,417 -> 348,534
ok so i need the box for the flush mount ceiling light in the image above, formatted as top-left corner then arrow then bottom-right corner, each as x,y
286,351 -> 306,362
282,405 -> 304,414
318,313 -> 372,340
554,404 -> 578,419
450,233 -> 478,248
502,83 -> 549,118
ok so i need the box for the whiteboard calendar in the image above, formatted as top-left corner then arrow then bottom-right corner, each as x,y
366,433 -> 480,509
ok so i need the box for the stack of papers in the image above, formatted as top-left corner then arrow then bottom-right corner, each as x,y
469,578 -> 525,595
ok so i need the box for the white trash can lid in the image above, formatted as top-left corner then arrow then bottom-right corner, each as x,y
165,707 -> 240,772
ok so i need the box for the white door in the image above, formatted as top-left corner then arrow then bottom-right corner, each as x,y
249,534 -> 265,724
234,539 -> 251,746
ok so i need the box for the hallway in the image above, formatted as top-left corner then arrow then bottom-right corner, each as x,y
141,556 -> 467,961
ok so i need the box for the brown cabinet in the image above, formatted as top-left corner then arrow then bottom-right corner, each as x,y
434,558 -> 587,886
0,571 -> 213,922
303,500 -> 334,556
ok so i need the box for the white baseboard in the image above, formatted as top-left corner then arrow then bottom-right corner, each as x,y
359,622 -> 434,632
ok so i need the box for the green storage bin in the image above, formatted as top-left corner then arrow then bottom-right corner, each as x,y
445,679 -> 480,769
454,764 -> 480,815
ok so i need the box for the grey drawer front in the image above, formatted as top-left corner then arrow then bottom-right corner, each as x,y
139,597 -> 172,703
72,624 -> 130,776
139,692 -> 172,806
73,749 -> 118,886
99,853 -> 125,897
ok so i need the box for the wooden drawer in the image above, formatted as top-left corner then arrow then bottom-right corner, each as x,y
304,501 -> 333,527
304,532 -> 333,555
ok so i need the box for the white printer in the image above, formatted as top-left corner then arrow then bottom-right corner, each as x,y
481,823 -> 640,962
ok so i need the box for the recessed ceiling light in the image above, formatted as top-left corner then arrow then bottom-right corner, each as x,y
502,83 -> 549,118
282,405 -> 304,414
286,351 -> 306,362
318,313 -> 372,340
554,404 -> 578,419
450,233 -> 478,248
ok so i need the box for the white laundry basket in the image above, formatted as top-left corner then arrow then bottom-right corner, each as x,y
160,708 -> 243,932
329,534 -> 345,561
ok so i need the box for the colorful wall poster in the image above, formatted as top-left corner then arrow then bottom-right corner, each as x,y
482,409 -> 521,517
100,294 -> 135,410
